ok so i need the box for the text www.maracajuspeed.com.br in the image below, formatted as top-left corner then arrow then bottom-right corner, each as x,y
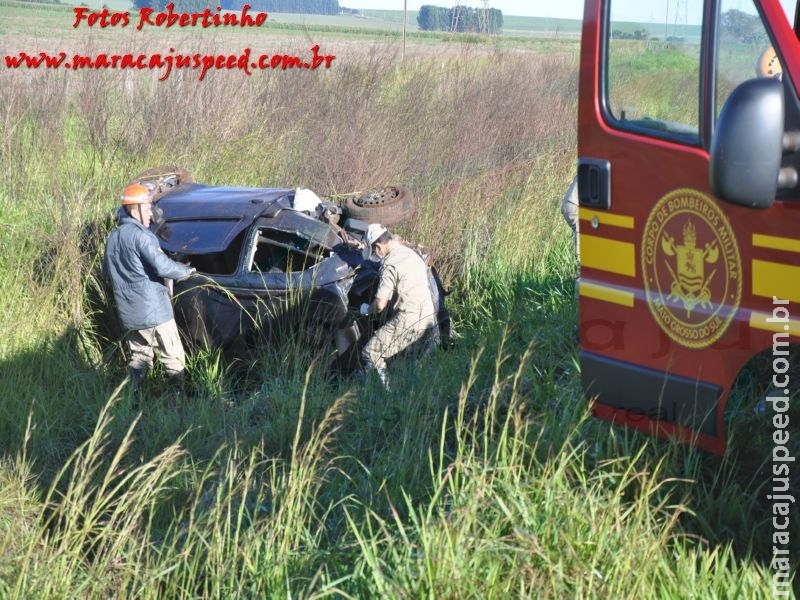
3,44 -> 336,81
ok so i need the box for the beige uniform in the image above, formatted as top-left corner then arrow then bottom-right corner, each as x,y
362,243 -> 437,372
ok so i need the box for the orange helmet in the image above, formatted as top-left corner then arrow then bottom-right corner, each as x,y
756,46 -> 782,79
120,183 -> 153,205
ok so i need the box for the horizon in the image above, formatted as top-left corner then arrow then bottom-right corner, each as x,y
339,1 -> 586,20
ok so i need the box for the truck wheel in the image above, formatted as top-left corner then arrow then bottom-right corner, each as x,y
344,186 -> 417,226
132,165 -> 192,199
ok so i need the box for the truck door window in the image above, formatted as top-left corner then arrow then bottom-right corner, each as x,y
716,0 -> 800,202
716,0 -> 779,119
605,0 -> 702,143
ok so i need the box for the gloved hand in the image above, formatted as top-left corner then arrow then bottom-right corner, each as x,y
359,302 -> 370,316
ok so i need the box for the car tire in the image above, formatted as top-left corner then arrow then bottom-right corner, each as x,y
344,185 -> 417,226
132,165 -> 192,199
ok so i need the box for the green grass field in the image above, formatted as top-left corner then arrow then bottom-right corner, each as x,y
0,1 -> 795,597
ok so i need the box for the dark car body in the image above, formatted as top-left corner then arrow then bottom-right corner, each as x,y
147,182 -> 451,367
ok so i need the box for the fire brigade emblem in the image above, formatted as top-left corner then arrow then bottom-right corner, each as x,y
641,189 -> 742,349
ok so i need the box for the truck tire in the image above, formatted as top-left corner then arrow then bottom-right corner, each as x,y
132,165 -> 192,199
344,186 -> 417,226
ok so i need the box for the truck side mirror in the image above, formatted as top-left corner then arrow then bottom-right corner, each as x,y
709,77 -> 784,209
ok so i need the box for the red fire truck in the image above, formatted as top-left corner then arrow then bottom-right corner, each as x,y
577,0 -> 798,454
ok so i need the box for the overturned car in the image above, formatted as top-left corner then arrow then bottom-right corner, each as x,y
128,169 -> 451,374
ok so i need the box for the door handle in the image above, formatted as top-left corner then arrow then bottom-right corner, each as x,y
577,158 -> 611,210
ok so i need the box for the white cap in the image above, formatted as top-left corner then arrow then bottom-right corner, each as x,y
363,223 -> 388,260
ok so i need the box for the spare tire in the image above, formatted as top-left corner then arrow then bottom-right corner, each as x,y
344,186 -> 417,226
132,165 -> 192,199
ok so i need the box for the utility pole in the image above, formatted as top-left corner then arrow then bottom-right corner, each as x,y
480,0 -> 490,34
451,0 -> 462,32
402,0 -> 407,62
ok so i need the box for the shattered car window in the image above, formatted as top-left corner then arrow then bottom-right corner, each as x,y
249,228 -> 329,274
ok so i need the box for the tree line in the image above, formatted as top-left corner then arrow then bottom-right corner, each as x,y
126,1 -> 504,29
131,0 -> 341,15
417,4 -> 503,34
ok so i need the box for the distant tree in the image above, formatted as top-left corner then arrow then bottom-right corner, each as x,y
478,7 -> 502,34
417,5 -> 448,31
418,4 -> 502,34
612,28 -> 649,40
720,8 -> 768,44
450,5 -> 474,32
491,8 -> 503,32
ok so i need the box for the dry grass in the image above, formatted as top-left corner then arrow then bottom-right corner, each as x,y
0,31 -> 579,295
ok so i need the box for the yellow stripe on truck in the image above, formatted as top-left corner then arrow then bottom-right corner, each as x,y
579,281 -> 635,307
752,259 -> 800,303
752,233 -> 800,254
749,311 -> 800,337
578,208 -> 635,229
580,234 -> 636,277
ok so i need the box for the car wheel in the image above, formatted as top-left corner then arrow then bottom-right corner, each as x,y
344,185 -> 417,226
132,165 -> 192,199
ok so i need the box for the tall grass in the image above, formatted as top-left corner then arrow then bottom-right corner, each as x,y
0,17 -> 793,599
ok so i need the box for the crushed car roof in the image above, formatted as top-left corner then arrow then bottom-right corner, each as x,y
155,183 -> 292,221
153,184 -> 345,255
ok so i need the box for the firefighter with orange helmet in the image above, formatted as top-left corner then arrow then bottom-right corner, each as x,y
102,183 -> 195,400
756,46 -> 782,80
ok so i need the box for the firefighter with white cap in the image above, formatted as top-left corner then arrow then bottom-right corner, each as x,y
358,223 -> 437,389
561,175 -> 579,260
102,183 -> 196,400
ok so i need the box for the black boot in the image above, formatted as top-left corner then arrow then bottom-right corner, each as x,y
166,371 -> 186,403
127,367 -> 146,408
